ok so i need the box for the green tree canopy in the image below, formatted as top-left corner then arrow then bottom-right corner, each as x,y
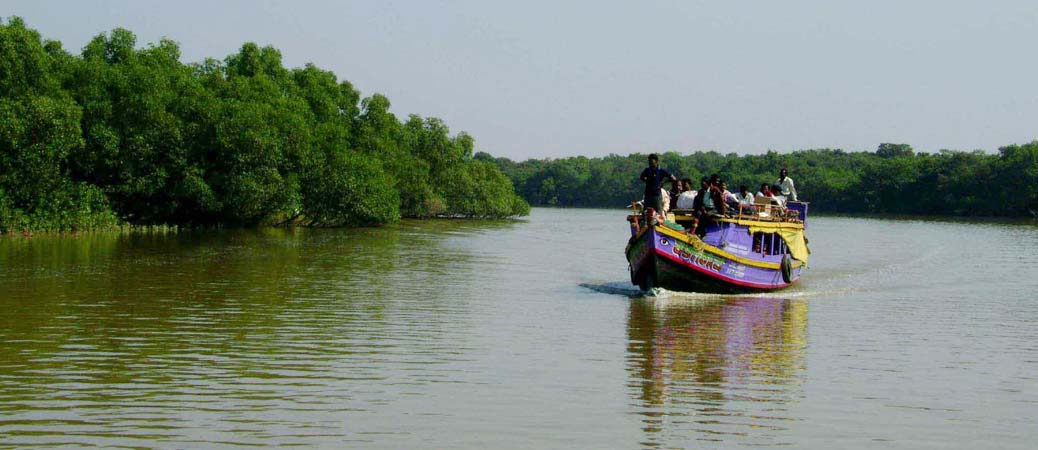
488,142 -> 1038,218
0,18 -> 528,233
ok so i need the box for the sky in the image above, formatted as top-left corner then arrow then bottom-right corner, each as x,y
5,0 -> 1037,159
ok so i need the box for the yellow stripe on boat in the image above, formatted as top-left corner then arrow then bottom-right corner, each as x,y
654,225 -> 804,269
717,218 -> 804,230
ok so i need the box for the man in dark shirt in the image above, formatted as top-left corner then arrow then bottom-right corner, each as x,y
691,177 -> 711,236
640,154 -> 676,217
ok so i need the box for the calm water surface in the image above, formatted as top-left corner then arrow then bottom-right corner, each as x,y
1,208 -> 1036,448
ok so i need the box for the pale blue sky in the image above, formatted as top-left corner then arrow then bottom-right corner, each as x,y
5,0 -> 1037,159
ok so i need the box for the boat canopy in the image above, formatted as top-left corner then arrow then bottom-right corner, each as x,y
743,223 -> 809,263
710,217 -> 809,264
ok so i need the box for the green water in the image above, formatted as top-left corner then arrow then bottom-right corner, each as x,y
1,209 -> 1036,448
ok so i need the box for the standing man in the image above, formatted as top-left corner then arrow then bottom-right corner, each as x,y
778,168 -> 798,202
640,154 -> 676,217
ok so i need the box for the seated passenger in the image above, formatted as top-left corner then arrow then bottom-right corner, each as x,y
736,185 -> 756,213
754,184 -> 785,207
691,178 -> 712,236
738,185 -> 755,205
675,186 -> 697,209
719,181 -> 741,211
708,178 -> 729,216
692,178 -> 711,212
757,183 -> 772,198
770,184 -> 786,207
669,179 -> 684,199
702,181 -> 717,213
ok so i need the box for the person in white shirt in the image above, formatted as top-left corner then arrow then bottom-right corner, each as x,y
756,183 -> 772,199
778,168 -> 798,202
675,178 -> 697,209
738,185 -> 755,205
735,185 -> 757,213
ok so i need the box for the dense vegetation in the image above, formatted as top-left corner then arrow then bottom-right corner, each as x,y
0,18 -> 528,233
478,142 -> 1038,217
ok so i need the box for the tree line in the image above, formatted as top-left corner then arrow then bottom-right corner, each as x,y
0,18 -> 529,233
477,142 -> 1038,217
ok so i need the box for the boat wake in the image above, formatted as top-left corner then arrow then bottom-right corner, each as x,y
579,281 -> 646,298
579,280 -> 855,301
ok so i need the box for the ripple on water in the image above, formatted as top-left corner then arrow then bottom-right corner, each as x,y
1,212 -> 1037,448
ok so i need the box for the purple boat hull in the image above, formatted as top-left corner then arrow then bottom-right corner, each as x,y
625,222 -> 806,293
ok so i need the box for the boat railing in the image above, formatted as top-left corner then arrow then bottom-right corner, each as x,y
627,200 -> 805,234
735,200 -> 803,223
666,205 -> 802,224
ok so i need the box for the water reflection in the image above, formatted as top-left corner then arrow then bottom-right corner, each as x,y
626,296 -> 808,447
0,224 -> 499,448
3,208 -> 1035,448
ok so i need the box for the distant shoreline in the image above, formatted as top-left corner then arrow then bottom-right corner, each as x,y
481,142 -> 1038,220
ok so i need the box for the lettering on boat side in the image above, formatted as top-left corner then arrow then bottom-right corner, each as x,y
723,262 -> 746,279
725,242 -> 750,255
671,240 -> 724,272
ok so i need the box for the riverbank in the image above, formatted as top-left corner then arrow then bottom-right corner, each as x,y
0,18 -> 528,235
0,215 -> 530,238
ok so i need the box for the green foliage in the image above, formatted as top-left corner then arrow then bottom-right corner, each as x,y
0,17 -> 527,233
401,115 -> 527,217
0,19 -> 117,232
490,143 -> 1038,218
996,142 -> 1038,212
436,160 -> 531,218
876,143 -> 914,159
300,150 -> 400,226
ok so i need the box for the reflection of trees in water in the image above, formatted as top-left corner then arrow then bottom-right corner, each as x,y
0,222 -> 497,400
626,297 -> 808,447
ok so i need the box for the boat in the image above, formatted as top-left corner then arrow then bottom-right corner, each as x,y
625,201 -> 810,293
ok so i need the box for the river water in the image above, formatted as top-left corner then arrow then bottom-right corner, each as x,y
1,208 -> 1036,449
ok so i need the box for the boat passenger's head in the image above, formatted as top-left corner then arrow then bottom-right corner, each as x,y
740,185 -> 749,195
780,168 -> 788,179
648,153 -> 659,168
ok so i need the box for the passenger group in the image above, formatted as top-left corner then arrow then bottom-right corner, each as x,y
639,153 -> 799,221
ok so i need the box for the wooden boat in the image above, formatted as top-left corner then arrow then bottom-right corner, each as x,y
625,201 -> 810,293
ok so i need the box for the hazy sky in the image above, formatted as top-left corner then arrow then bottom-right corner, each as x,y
6,0 -> 1037,159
